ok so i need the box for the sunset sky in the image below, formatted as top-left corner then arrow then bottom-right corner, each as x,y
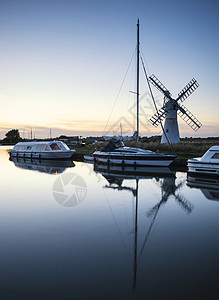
0,0 -> 219,139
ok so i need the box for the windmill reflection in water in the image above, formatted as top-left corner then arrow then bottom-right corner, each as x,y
96,166 -> 193,290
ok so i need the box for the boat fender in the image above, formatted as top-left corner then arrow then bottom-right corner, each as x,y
122,160 -> 125,169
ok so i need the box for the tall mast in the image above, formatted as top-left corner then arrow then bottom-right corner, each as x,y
136,19 -> 140,148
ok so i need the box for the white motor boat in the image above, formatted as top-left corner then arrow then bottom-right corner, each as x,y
187,146 -> 219,177
93,139 -> 176,167
9,140 -> 75,160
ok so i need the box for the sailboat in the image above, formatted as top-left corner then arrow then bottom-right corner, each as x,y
93,20 -> 176,167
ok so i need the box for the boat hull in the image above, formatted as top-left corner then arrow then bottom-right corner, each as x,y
93,152 -> 176,167
187,158 -> 219,177
9,150 -> 75,160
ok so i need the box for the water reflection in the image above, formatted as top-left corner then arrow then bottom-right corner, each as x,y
187,175 -> 219,201
94,164 -> 174,179
9,157 -> 75,174
94,164 -> 193,291
154,176 -> 193,214
1,147 -> 219,299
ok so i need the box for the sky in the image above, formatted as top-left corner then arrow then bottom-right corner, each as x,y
0,0 -> 219,139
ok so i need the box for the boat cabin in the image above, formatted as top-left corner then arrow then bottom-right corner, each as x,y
199,146 -> 219,162
12,141 -> 70,152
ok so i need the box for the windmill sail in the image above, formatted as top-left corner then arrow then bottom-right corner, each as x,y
149,74 -> 172,99
149,106 -> 167,127
176,78 -> 199,102
178,103 -> 202,131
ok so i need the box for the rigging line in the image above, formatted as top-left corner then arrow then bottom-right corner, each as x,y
140,54 -> 174,153
102,47 -> 136,136
127,54 -> 136,131
102,187 -> 130,253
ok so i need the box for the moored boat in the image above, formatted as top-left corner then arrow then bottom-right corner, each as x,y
187,146 -> 219,177
9,140 -> 75,160
93,139 -> 176,167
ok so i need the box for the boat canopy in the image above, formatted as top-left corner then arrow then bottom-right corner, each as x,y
102,139 -> 125,152
208,146 -> 219,151
201,146 -> 219,160
13,141 -> 70,151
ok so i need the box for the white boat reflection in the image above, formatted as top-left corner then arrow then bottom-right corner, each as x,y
94,164 -> 175,180
187,175 -> 219,201
9,157 -> 75,174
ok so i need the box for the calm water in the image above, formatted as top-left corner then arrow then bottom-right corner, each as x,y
0,146 -> 219,299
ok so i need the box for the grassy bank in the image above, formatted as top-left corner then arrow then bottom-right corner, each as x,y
70,139 -> 219,160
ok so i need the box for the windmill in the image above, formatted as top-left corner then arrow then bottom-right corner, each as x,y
148,74 -> 202,144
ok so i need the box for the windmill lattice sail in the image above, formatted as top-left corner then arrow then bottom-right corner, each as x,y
149,107 -> 167,127
176,79 -> 199,102
178,103 -> 202,131
149,75 -> 171,99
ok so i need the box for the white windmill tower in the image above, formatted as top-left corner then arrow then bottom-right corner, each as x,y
148,74 -> 202,144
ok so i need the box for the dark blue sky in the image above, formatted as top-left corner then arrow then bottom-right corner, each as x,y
0,0 -> 218,137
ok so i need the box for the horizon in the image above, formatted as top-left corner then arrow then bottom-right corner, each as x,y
2,126 -> 219,141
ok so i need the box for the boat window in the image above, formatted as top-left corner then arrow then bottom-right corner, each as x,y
50,143 -> 61,151
18,145 -> 27,150
211,153 -> 219,159
115,140 -> 125,148
60,143 -> 69,150
115,149 -> 137,153
36,145 -> 45,151
27,146 -> 32,150
45,146 -> 51,151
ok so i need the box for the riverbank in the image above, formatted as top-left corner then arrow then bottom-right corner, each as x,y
70,138 -> 219,168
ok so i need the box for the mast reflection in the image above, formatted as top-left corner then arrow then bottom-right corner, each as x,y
94,164 -> 177,290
